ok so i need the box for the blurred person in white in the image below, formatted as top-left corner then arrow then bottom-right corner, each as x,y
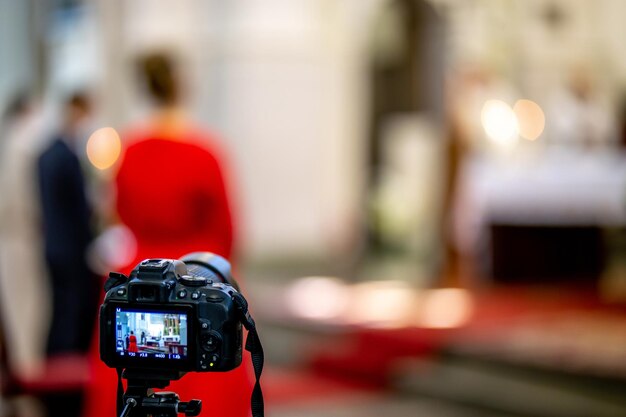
0,93 -> 51,382
547,67 -> 618,151
445,64 -> 519,282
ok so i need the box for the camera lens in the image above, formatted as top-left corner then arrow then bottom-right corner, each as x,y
179,252 -> 240,291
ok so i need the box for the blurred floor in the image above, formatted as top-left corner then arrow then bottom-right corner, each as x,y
243,260 -> 626,417
269,393 -> 518,417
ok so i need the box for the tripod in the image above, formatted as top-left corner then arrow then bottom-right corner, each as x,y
118,370 -> 201,417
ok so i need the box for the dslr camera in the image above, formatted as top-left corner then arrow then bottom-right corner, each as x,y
100,252 -> 243,374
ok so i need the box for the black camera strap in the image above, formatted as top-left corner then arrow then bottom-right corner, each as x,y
232,292 -> 265,417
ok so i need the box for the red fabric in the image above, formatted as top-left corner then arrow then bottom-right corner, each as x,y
16,354 -> 90,393
116,129 -> 235,261
84,127 -> 251,417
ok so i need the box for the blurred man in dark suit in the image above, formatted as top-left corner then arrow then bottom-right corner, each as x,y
37,92 -> 99,417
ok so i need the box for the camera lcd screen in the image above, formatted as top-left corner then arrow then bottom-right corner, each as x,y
114,308 -> 188,361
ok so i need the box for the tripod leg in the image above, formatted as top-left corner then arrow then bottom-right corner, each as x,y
119,398 -> 137,417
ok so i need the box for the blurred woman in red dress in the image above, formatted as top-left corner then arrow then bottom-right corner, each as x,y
127,332 -> 138,353
84,53 -> 251,417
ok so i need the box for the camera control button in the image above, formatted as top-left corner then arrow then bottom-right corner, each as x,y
206,293 -> 224,303
177,290 -> 187,298
116,288 -> 126,296
201,332 -> 221,352
200,322 -> 209,330
191,291 -> 201,300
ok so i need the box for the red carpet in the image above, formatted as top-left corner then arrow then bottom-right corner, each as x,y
306,287 -> 626,385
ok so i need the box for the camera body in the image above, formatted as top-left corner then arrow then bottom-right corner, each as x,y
100,255 -> 243,373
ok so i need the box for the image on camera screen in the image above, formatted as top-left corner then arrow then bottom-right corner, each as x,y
115,308 -> 188,360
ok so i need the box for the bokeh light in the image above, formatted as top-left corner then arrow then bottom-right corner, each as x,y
90,224 -> 138,272
347,280 -> 416,328
481,99 -> 519,146
417,289 -> 474,329
286,276 -> 350,321
86,127 -> 122,170
514,99 -> 546,141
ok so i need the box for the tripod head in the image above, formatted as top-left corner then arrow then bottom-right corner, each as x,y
118,370 -> 201,417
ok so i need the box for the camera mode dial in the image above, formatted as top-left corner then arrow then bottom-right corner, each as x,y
178,275 -> 208,287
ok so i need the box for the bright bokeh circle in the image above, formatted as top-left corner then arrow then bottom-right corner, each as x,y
86,127 -> 121,170
513,99 -> 545,141
481,99 -> 519,146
